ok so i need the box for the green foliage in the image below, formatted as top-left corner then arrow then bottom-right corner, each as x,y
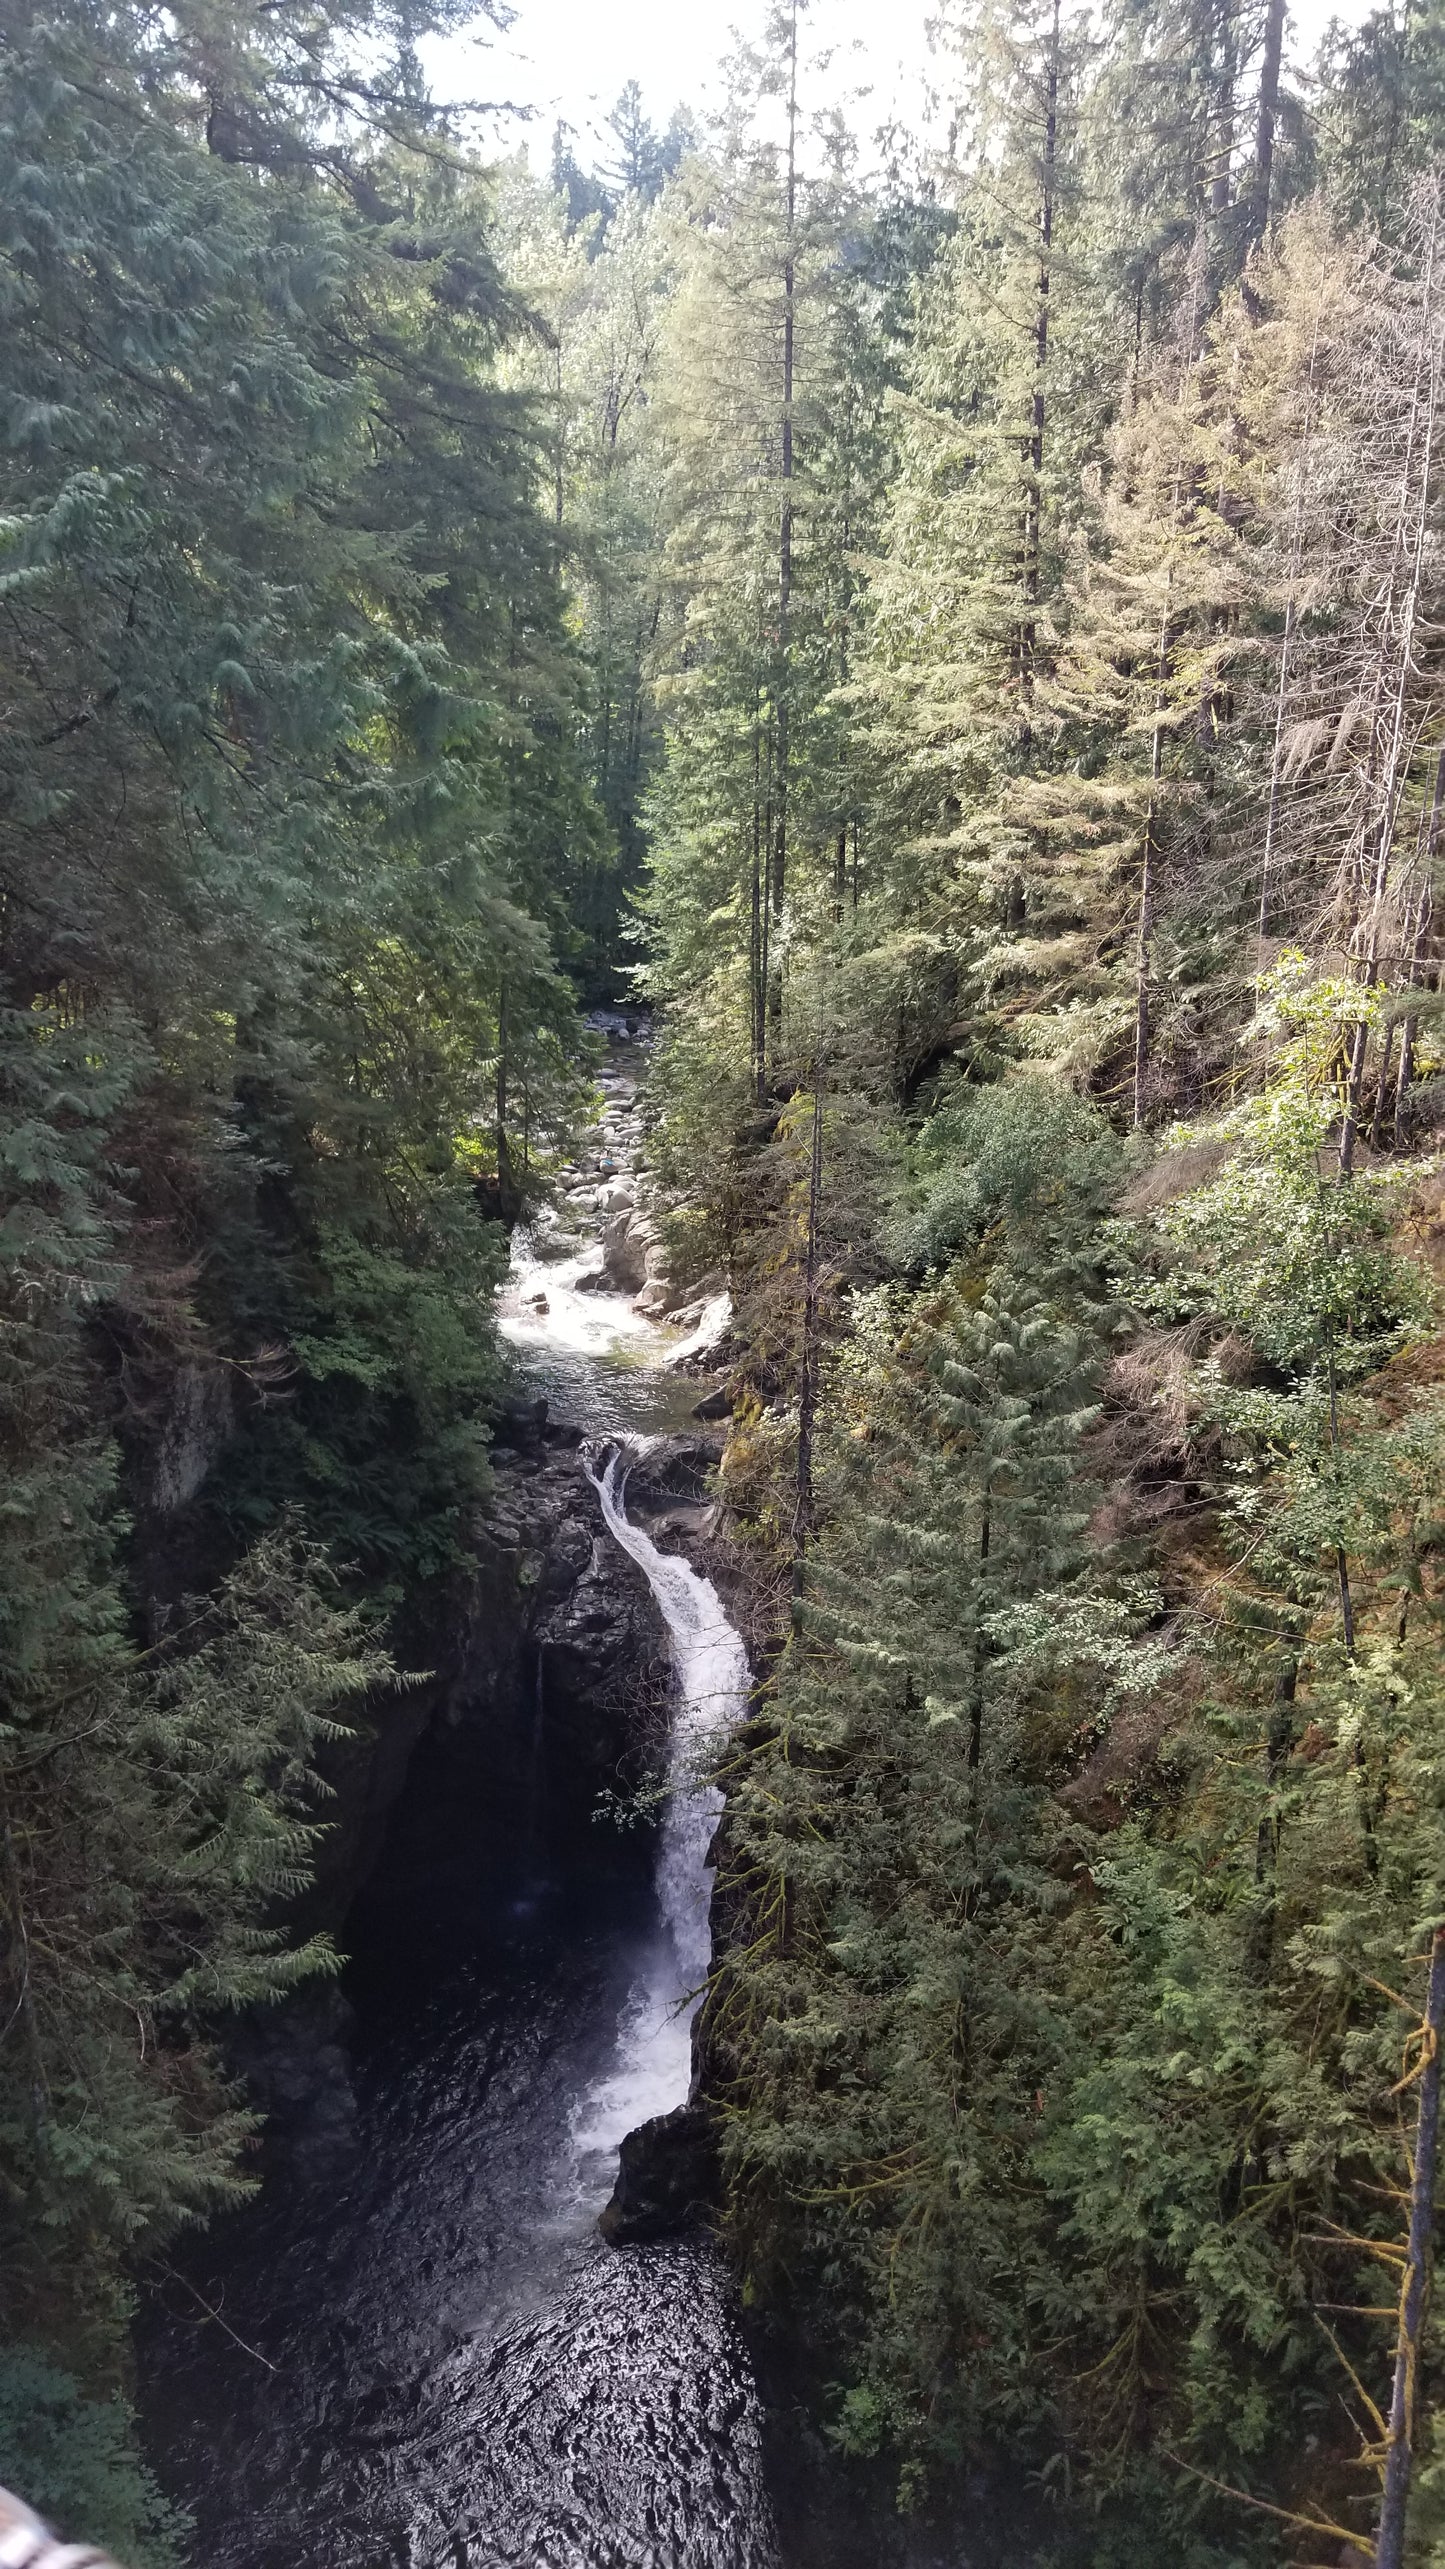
0,2352 -> 182,2569
1158,960 -> 1434,1377
886,1078 -> 1127,1277
223,1199 -> 507,1594
713,1094 -> 1136,2488
630,101 -> 1445,2555
1316,0 -> 1445,232
0,0 -> 604,2461
708,1035 -> 1445,2551
5,0 -> 1445,2552
0,1530 -> 391,2351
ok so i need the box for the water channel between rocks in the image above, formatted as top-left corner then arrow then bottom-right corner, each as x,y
139,1035 -> 782,2569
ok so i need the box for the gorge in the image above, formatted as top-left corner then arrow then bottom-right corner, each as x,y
9,9 -> 1445,2560
137,1034 -> 785,2569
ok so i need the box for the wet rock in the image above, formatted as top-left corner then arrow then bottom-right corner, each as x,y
498,1394 -> 549,1440
152,1361 -> 236,1513
301,1422 -> 656,1920
660,1268 -> 722,1315
644,1498 -> 721,1542
621,1434 -> 721,1517
691,1385 -> 733,1422
598,2101 -> 720,2243
664,1293 -> 732,1370
534,1526 -> 668,1804
601,1208 -> 651,1294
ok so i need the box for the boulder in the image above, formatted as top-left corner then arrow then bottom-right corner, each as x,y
496,1393 -> 549,1441
598,2101 -> 720,2243
665,1293 -> 733,1371
601,1208 -> 651,1294
621,1433 -> 721,1516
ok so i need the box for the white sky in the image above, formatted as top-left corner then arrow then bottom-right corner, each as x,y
425,0 -> 1379,173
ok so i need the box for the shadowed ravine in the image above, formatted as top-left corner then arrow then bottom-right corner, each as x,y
139,1054 -> 780,2569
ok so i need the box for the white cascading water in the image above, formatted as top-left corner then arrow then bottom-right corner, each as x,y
569,1440 -> 749,2180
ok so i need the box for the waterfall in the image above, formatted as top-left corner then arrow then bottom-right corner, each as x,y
569,1440 -> 748,2176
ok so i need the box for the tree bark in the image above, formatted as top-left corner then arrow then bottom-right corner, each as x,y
752,708 -> 765,1104
1375,1924 -> 1445,2569
967,1494 -> 992,1778
769,0 -> 799,1064
1134,581 -> 1172,1129
1340,192 -> 1444,1176
1019,0 -> 1059,715
1250,0 -> 1286,236
1209,0 -> 1237,224
1396,747 -> 1445,1135
793,1070 -> 824,1574
495,978 -> 511,1202
1370,1018 -> 1398,1149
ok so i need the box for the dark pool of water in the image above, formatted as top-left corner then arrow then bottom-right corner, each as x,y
139,1710 -> 778,2569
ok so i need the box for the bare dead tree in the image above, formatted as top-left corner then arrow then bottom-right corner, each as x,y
1249,187 -> 1445,1166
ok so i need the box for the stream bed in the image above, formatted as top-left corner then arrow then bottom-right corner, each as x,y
139,1042 -> 781,2569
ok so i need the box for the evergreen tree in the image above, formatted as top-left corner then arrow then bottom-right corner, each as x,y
0,0 -> 602,2499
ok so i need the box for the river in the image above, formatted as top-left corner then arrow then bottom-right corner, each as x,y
139,1037 -> 782,2569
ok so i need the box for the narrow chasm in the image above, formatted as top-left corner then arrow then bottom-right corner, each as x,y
138,1028 -> 779,2569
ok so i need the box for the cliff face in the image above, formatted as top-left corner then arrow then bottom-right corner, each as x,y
211,1404 -> 684,2165
306,1410 -> 673,1929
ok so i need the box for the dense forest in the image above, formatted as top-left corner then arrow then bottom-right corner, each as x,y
7,0 -> 1445,2556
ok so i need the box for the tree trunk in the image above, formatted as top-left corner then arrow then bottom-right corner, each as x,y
1396,746 -> 1445,1135
554,338 -> 565,534
761,735 -> 774,1088
1258,309 -> 1323,958
1,1809 -> 48,2135
769,0 -> 799,1064
752,708 -> 765,1104
495,978 -> 510,1200
1340,190 -> 1444,1174
1375,1925 -> 1445,2569
1209,3 -> 1237,225
1338,1009 -> 1373,1180
1247,1643 -> 1298,1977
1370,1018 -> 1398,1148
1019,0 -> 1059,717
1134,582 -> 1172,1129
1250,0 -> 1285,236
793,1071 -> 824,1572
967,1494 -> 992,1778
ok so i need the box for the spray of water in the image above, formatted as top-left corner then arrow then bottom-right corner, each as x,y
569,1441 -> 748,2179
